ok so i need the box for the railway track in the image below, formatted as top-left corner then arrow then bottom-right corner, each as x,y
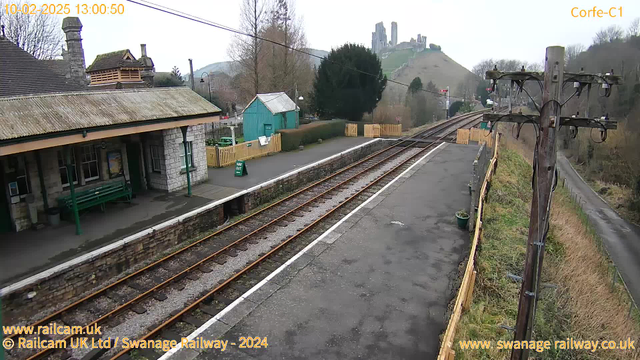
5,111 -> 485,360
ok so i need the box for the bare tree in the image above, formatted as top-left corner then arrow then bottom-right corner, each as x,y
472,58 -> 532,78
472,59 -> 494,79
628,18 -> 640,38
0,0 -> 63,59
228,0 -> 267,101
593,25 -> 624,45
564,44 -> 585,69
260,0 -> 312,97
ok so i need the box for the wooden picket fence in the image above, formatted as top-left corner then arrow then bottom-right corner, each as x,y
456,129 -> 470,144
206,133 -> 281,168
437,132 -> 500,360
362,124 -> 401,138
364,124 -> 381,138
379,124 -> 402,136
456,128 -> 494,147
345,123 -> 358,137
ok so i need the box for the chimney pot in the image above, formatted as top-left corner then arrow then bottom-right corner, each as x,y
141,44 -> 147,57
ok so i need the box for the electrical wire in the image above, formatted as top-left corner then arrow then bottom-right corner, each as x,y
521,86 -> 540,113
126,0 -> 449,97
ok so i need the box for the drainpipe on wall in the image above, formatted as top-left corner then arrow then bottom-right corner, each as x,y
181,126 -> 192,197
65,146 -> 82,235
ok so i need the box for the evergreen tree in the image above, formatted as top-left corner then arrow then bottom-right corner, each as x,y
312,43 -> 387,121
170,66 -> 182,80
155,66 -> 184,87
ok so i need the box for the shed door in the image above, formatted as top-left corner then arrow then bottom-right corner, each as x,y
264,124 -> 273,137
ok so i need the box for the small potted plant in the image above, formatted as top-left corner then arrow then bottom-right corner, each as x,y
455,209 -> 470,229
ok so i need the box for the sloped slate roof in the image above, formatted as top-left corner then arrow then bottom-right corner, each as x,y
42,59 -> 70,77
0,87 -> 221,141
86,50 -> 144,72
0,37 -> 85,97
247,92 -> 298,115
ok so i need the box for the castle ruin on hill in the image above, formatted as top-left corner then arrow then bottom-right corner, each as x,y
371,21 -> 426,54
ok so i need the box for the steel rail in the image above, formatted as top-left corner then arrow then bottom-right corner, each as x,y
16,111 -> 483,360
25,135 -> 424,360
110,113 -> 484,360
11,115 -> 452,337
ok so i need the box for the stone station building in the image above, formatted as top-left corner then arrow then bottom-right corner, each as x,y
0,88 -> 220,233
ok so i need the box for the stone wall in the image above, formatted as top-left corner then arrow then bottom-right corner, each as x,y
1,139 -> 391,321
143,130 -> 168,190
2,138 -> 132,232
244,140 -> 391,211
163,125 -> 208,192
469,143 -> 491,230
2,204 -> 224,323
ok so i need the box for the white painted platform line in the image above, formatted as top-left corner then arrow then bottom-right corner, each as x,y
158,142 -> 447,360
0,138 -> 383,297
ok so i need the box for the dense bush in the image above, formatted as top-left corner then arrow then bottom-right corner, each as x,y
312,43 -> 386,121
278,120 -> 345,151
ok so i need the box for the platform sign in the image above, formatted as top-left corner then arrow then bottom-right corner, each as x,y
234,160 -> 248,177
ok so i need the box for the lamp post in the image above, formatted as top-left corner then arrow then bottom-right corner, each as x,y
199,72 -> 211,103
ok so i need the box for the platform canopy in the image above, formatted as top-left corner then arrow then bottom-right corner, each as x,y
0,87 -> 221,156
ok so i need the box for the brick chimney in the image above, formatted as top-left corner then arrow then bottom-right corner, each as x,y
61,17 -> 87,86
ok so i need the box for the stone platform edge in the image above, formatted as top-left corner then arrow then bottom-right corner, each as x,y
159,143 -> 449,360
0,138 -> 388,297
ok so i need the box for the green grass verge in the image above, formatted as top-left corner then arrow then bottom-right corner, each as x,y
381,49 -> 414,76
454,148 -> 573,359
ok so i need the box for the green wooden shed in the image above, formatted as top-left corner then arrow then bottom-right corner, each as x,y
243,92 -> 299,141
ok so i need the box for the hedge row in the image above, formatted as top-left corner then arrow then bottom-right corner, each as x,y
278,120 -> 346,151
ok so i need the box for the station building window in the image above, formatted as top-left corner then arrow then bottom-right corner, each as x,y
179,142 -> 193,170
5,155 -> 31,200
150,145 -> 163,173
80,145 -> 100,182
57,150 -> 78,187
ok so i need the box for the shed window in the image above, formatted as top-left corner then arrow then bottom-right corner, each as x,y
179,142 -> 193,170
58,150 -> 78,187
80,145 -> 100,182
150,145 -> 163,173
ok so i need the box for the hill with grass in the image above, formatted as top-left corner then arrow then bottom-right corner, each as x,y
380,48 -> 478,100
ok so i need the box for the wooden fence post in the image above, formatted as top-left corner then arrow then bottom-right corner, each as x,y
463,270 -> 477,311
215,145 -> 221,168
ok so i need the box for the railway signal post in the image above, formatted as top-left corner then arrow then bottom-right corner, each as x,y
483,45 -> 621,360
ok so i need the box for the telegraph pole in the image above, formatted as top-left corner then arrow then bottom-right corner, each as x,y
511,46 -> 563,360
482,45 -> 621,360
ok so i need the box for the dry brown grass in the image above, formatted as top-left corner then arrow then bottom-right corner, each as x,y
506,135 -> 640,359
550,193 -> 640,359
455,133 -> 639,359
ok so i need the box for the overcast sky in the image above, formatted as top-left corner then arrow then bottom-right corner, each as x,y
35,0 -> 639,72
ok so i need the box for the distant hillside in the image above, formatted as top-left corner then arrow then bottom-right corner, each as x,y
306,48 -> 328,68
381,49 -> 478,100
193,48 -> 328,78
194,61 -> 236,78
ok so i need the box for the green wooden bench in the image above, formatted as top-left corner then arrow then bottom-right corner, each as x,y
57,180 -> 132,214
